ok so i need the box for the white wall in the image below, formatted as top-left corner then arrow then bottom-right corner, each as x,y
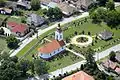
39,46 -> 65,59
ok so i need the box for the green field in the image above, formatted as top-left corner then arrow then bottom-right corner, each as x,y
0,38 -> 10,53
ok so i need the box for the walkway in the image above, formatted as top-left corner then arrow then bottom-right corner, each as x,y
65,48 -> 85,59
10,12 -> 89,57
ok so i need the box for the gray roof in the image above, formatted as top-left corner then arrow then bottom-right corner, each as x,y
27,13 -> 45,27
115,52 -> 120,62
98,30 -> 112,40
17,0 -> 31,9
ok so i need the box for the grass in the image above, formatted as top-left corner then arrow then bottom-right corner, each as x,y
0,37 -> 10,53
25,51 -> 83,72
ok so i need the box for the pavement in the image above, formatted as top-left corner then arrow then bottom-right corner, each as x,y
10,12 -> 89,57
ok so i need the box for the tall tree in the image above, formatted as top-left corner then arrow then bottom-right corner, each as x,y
17,59 -> 31,76
31,0 -> 40,11
47,7 -> 62,20
106,0 -> 115,10
6,35 -> 19,49
97,0 -> 108,6
34,59 -> 49,75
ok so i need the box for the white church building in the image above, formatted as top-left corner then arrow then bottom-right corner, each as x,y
38,25 -> 65,59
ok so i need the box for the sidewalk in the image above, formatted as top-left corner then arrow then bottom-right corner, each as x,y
10,12 -> 89,57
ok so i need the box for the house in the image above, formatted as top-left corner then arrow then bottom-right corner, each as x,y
62,0 -> 94,10
98,30 -> 112,40
38,26 -> 65,59
62,71 -> 94,80
0,8 -> 13,15
17,0 -> 31,9
48,2 -> 58,8
7,22 -> 29,37
57,2 -> 77,16
102,60 -> 116,70
27,13 -> 45,27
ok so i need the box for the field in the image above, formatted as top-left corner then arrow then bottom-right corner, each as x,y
0,38 -> 10,53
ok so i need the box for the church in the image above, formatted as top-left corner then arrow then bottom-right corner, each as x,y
38,24 -> 66,59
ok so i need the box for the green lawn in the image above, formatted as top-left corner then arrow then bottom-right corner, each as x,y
25,51 -> 83,72
0,37 -> 10,53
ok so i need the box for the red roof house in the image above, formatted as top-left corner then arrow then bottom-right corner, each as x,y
62,71 -> 94,80
7,22 -> 29,37
38,40 -> 65,59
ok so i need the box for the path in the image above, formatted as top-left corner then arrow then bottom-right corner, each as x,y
10,12 -> 89,57
65,48 -> 85,59
30,43 -> 120,80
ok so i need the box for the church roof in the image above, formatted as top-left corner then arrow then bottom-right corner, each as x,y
38,40 -> 65,53
62,71 -> 94,80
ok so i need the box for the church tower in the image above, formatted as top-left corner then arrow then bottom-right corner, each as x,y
55,24 -> 63,41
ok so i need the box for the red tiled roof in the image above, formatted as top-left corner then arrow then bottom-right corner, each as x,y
115,67 -> 120,74
8,22 -> 28,33
62,71 -> 94,80
38,40 -> 65,53
102,60 -> 116,69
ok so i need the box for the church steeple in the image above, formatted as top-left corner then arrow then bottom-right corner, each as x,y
55,23 -> 63,41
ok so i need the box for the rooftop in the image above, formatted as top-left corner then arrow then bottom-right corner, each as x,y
62,71 -> 94,80
38,40 -> 65,53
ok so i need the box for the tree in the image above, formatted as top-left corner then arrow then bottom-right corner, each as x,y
106,0 -> 115,10
46,7 -> 62,20
17,59 -> 31,76
31,0 -> 40,11
0,0 -> 6,7
10,56 -> 18,63
34,59 -> 49,75
21,17 -> 26,23
90,10 -> 102,24
106,10 -> 120,27
6,35 -> 19,49
0,28 -> 4,35
97,0 -> 108,6
109,51 -> 116,61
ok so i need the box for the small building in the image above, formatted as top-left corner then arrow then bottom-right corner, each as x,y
62,71 -> 94,80
17,0 -> 31,10
27,13 -> 45,27
38,25 -> 65,59
57,3 -> 77,16
38,40 -> 65,59
0,8 -> 13,15
98,30 -> 112,40
7,22 -> 29,37
102,60 -> 116,70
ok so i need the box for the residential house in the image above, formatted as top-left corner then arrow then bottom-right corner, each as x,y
17,0 -> 31,10
62,71 -> 94,80
102,60 -> 120,74
57,2 -> 77,16
0,8 -> 13,15
7,22 -> 29,37
98,30 -> 112,40
38,26 -> 65,59
38,40 -> 65,59
27,13 -> 45,27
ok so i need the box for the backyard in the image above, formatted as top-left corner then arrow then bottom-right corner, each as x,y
0,37 -> 10,53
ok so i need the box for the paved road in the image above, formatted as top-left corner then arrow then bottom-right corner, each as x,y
10,12 -> 89,57
30,43 -> 120,80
